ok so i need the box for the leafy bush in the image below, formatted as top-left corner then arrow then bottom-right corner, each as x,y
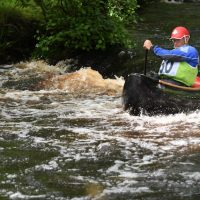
1,0 -> 138,62
31,0 -> 138,60
0,1 -> 40,64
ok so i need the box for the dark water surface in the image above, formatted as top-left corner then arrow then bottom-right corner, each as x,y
0,2 -> 200,200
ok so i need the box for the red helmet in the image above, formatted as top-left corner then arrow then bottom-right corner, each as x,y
170,26 -> 190,39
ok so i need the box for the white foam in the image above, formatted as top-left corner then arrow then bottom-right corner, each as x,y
97,185 -> 152,199
35,160 -> 59,171
9,192 -> 46,199
181,172 -> 200,181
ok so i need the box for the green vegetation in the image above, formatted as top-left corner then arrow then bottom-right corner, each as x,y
0,0 -> 141,63
0,0 -> 40,63
21,0 -> 138,61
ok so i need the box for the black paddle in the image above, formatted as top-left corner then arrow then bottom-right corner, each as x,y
144,49 -> 148,75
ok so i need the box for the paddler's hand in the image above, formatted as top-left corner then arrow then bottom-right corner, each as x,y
143,40 -> 153,50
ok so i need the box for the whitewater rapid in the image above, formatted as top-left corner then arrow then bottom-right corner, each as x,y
0,61 -> 199,199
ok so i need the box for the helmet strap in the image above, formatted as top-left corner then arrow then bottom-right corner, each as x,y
184,36 -> 190,44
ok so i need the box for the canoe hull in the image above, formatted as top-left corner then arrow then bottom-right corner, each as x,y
122,73 -> 200,115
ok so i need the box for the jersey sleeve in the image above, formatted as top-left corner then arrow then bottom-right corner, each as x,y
151,45 -> 199,67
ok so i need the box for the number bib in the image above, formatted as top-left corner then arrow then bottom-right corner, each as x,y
158,60 -> 179,76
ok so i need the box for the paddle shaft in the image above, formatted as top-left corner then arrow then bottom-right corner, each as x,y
144,50 -> 148,75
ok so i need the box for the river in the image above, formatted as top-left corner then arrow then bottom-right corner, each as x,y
1,2 -> 200,200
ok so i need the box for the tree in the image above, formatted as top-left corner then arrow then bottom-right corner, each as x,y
17,0 -> 138,60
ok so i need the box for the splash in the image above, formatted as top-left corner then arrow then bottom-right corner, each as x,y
38,67 -> 125,96
14,60 -> 66,74
1,60 -> 124,95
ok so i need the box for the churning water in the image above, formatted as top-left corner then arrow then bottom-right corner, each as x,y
0,61 -> 200,200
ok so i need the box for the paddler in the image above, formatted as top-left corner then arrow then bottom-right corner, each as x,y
143,26 -> 199,86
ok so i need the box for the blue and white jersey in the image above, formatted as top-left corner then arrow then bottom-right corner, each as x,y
152,44 -> 199,67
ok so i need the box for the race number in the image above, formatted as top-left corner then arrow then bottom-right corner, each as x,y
159,60 -> 179,76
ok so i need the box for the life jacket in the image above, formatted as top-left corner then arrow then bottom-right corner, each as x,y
158,60 -> 198,86
152,44 -> 199,86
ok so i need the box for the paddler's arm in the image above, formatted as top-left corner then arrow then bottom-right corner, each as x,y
143,39 -> 185,61
152,45 -> 199,67
143,40 -> 199,67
